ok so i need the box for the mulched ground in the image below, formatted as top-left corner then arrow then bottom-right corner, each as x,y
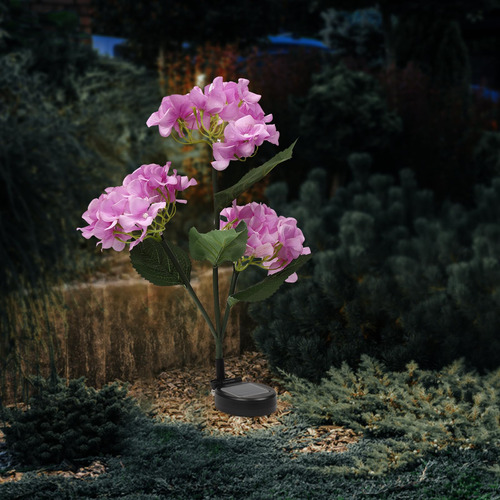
129,350 -> 360,448
129,350 -> 292,435
0,351 -> 360,484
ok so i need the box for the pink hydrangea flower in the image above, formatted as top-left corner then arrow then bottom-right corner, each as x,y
212,115 -> 279,171
146,94 -> 196,137
220,201 -> 310,282
78,162 -> 197,250
122,163 -> 196,204
146,77 -> 280,171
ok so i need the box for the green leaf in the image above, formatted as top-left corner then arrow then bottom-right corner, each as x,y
227,253 -> 312,307
130,238 -> 191,286
189,223 -> 247,267
214,140 -> 297,214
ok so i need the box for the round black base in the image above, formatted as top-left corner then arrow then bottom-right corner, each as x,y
214,382 -> 277,417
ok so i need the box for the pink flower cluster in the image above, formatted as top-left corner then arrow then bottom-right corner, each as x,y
220,202 -> 310,283
78,163 -> 197,251
146,77 -> 279,171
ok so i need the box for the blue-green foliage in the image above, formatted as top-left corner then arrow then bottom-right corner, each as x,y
2,377 -> 139,466
0,2 -> 165,387
320,8 -> 385,66
283,355 -> 500,475
474,130 -> 500,179
251,154 -> 500,381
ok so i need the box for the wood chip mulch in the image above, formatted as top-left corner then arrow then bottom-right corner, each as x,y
128,351 -> 292,435
0,453 -> 107,485
128,351 -> 361,451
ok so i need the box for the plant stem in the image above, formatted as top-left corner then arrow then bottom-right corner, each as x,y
213,269 -> 221,332
220,266 -> 239,340
212,169 -> 222,358
159,234 -> 218,340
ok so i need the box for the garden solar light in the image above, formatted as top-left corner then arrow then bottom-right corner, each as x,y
78,77 -> 310,417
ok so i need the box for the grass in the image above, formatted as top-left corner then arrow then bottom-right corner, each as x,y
0,406 -> 498,499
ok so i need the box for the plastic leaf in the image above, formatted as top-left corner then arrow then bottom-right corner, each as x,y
130,238 -> 191,286
214,140 -> 297,214
189,222 -> 248,267
228,254 -> 312,306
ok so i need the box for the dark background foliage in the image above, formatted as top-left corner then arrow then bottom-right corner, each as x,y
0,1 -> 168,384
2,0 -> 500,374
0,1 -> 167,293
252,157 -> 500,381
91,0 -> 324,65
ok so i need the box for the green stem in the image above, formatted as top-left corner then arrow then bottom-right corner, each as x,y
160,234 -> 218,340
212,169 -> 222,358
220,266 -> 239,341
213,268 -> 221,333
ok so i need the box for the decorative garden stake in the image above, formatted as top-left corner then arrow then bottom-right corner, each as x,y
78,77 -> 311,417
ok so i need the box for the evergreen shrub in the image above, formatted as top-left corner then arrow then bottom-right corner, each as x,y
2,377 -> 139,466
0,414 -> 498,498
0,2 -> 165,391
474,130 -> 500,179
283,355 -> 500,474
393,14 -> 470,90
380,62 -> 496,204
295,64 -> 401,189
251,155 -> 500,381
319,8 -> 385,67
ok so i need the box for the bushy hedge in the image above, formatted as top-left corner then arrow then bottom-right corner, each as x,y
293,63 -> 402,193
320,8 -> 385,66
2,377 -> 140,466
251,155 -> 500,381
0,2 -> 166,393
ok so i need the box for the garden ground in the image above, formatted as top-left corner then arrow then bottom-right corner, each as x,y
1,351 -> 499,499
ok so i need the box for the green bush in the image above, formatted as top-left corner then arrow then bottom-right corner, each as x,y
320,8 -> 385,67
293,64 -> 401,192
283,355 -> 500,474
2,377 -> 139,466
0,3 -> 165,391
474,130 -> 500,179
0,49 -> 101,291
251,155 -> 500,381
0,53 -> 162,292
393,13 -> 470,90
